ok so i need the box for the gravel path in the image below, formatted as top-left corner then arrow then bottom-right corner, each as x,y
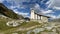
15,25 -> 41,31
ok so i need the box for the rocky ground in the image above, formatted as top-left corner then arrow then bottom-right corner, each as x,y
5,21 -> 60,34
0,16 -> 60,34
0,21 -> 60,34
26,22 -> 60,34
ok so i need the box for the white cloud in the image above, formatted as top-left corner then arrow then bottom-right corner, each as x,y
53,0 -> 60,7
33,3 -> 42,13
10,5 -> 19,9
5,0 -> 25,9
47,14 -> 56,19
53,6 -> 60,10
34,4 -> 40,8
9,5 -> 25,11
40,10 -> 54,14
10,6 -> 16,9
57,15 -> 60,18
47,0 -> 54,8
13,9 -> 29,16
5,0 -> 29,4
47,0 -> 60,9
34,3 -> 55,15
34,4 -> 41,10
52,0 -> 60,10
46,1 -> 51,5
3,0 -> 29,17
47,14 -> 60,19
0,0 -> 4,3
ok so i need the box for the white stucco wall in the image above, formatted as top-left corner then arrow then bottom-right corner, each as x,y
30,9 -> 48,22
41,16 -> 48,22
30,10 -> 35,19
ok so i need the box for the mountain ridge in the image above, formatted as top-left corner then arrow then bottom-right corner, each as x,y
0,3 -> 23,19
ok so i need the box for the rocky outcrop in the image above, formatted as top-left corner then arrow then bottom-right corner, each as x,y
0,3 -> 23,19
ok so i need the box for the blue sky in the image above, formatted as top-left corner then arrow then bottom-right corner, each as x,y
0,0 -> 60,19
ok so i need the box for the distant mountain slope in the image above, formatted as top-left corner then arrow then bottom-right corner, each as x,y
0,3 -> 23,19
51,19 -> 60,22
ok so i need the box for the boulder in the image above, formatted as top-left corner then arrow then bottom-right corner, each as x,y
41,32 -> 58,34
6,20 -> 20,27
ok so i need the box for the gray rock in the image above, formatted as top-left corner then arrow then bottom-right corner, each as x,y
33,28 -> 45,34
6,21 -> 20,27
41,32 -> 58,34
